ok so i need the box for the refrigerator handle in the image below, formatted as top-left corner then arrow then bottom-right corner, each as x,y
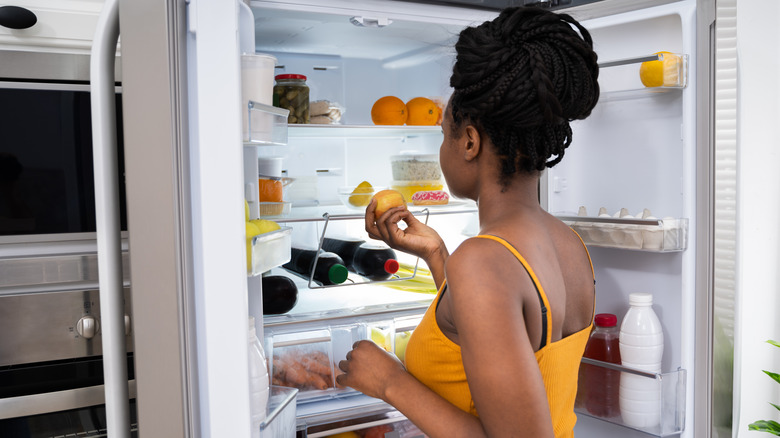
90,0 -> 131,437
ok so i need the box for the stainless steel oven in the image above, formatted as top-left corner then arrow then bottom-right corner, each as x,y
0,50 -> 136,437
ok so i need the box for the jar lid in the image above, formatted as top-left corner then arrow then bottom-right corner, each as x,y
594,313 -> 617,327
390,153 -> 439,162
275,74 -> 307,81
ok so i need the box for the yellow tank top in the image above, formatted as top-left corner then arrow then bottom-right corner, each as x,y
404,234 -> 594,437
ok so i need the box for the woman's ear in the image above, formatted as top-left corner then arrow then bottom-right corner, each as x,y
463,125 -> 481,161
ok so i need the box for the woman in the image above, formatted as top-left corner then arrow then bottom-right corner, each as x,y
336,7 -> 600,438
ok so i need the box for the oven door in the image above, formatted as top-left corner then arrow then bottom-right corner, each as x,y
0,254 -> 135,437
0,357 -> 138,438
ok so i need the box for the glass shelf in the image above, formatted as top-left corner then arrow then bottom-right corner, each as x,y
264,202 -> 477,223
259,385 -> 298,438
248,226 -> 292,276
557,216 -> 688,252
576,358 -> 686,437
244,101 -> 290,146
288,124 -> 442,139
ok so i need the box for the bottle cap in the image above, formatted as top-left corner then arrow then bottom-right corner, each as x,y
594,313 -> 617,327
629,293 -> 654,306
384,259 -> 400,275
328,263 -> 349,284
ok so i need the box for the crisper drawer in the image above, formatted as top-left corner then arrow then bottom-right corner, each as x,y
264,306 -> 426,405
266,325 -> 363,402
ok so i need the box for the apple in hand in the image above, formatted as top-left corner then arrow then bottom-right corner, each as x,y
370,189 -> 406,218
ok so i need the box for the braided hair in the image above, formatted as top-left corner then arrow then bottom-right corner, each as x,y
449,7 -> 599,183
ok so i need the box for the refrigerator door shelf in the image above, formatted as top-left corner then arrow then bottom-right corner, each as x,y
559,217 -> 688,252
249,226 -> 293,276
576,358 -> 687,437
245,101 -> 290,146
599,53 -> 689,95
259,385 -> 298,438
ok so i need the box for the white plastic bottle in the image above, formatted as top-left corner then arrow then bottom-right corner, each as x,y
618,293 -> 664,428
248,317 -> 269,437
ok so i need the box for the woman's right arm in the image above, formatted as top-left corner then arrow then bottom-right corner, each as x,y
364,200 -> 449,288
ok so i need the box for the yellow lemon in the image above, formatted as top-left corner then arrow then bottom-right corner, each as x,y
244,199 -> 250,221
348,181 -> 373,207
249,219 -> 281,234
639,51 -> 681,87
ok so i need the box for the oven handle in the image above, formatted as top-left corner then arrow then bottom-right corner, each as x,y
0,380 -> 136,420
90,0 -> 131,437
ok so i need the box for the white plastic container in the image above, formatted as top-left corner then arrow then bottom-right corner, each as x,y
618,293 -> 664,428
248,317 -> 270,437
241,53 -> 277,141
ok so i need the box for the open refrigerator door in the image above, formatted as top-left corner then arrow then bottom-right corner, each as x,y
239,0 -> 707,436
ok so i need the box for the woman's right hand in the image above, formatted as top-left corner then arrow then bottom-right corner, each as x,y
365,199 -> 448,284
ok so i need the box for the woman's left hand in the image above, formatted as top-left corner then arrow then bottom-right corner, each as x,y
336,340 -> 408,401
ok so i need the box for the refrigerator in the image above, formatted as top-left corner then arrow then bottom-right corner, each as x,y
103,0 -> 718,436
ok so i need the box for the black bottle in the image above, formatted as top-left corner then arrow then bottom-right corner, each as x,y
321,237 -> 365,268
262,275 -> 298,315
283,248 -> 349,285
352,244 -> 400,281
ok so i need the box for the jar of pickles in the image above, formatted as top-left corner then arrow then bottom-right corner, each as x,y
273,74 -> 309,124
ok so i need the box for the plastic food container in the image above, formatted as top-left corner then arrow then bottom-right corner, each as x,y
258,201 -> 291,217
337,186 -> 387,211
391,153 -> 442,181
390,180 -> 444,203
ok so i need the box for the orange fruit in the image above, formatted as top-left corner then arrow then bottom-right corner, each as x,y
371,96 -> 407,125
405,97 -> 439,126
258,178 -> 283,202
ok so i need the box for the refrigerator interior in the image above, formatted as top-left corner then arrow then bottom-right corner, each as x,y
244,0 -> 697,436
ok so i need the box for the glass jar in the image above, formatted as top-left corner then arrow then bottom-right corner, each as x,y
273,74 -> 309,124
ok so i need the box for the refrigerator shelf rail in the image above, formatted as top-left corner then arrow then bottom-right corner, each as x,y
576,358 -> 687,437
248,226 -> 293,276
558,216 -> 688,252
597,53 -> 689,96
245,100 -> 290,146
287,212 -> 430,290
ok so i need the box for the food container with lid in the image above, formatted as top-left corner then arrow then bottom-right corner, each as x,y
273,74 -> 310,124
390,153 -> 442,181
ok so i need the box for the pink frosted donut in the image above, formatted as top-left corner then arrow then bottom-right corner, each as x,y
411,190 -> 449,205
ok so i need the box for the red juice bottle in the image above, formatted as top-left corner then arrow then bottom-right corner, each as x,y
582,313 -> 621,418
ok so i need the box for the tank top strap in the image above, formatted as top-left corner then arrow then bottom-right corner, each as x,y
473,234 -> 553,350
569,228 -> 595,282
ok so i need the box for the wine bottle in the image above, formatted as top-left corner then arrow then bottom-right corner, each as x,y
283,248 -> 348,285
